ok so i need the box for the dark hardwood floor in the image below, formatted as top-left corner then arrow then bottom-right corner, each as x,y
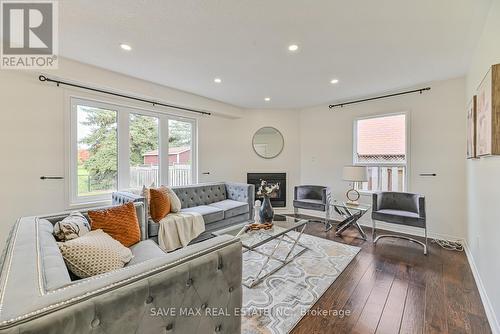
288,215 -> 491,334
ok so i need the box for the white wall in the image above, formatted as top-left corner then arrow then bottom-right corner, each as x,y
299,77 -> 467,240
465,0 -> 500,331
0,58 -> 300,250
198,109 -> 301,212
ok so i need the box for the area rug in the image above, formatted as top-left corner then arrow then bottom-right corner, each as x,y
241,232 -> 360,334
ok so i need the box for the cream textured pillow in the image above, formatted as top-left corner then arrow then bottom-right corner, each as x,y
164,187 -> 182,213
58,229 -> 133,278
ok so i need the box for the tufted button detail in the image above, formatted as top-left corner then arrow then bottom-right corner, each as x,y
229,287 -> 234,293
166,323 -> 174,331
91,318 -> 100,328
186,278 -> 193,286
201,303 -> 207,309
215,325 -> 222,332
146,296 -> 154,304
218,263 -> 223,270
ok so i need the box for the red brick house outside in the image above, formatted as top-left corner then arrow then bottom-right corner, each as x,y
143,147 -> 191,166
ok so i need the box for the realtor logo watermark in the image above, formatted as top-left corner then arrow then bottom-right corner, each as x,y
1,0 -> 58,69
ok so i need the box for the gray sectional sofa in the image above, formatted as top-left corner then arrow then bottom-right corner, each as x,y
0,202 -> 243,334
112,182 -> 255,242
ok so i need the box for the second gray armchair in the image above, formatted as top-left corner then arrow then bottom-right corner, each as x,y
372,191 -> 427,255
293,185 -> 332,231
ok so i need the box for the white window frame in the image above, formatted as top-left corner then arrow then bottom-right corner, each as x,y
352,111 -> 410,194
68,96 -> 198,207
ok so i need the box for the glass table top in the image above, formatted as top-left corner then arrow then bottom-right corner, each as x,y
213,214 -> 308,250
329,199 -> 371,212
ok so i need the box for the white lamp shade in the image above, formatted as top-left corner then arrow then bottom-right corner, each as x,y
342,166 -> 368,182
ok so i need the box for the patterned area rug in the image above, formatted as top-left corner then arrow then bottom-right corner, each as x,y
241,231 -> 360,334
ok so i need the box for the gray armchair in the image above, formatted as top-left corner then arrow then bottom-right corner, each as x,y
372,191 -> 427,255
293,185 -> 332,231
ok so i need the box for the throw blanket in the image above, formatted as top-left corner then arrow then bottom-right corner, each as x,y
157,212 -> 205,252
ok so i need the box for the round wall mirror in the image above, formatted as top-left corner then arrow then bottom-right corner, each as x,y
252,127 -> 284,159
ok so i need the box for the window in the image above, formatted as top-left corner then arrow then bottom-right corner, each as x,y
76,105 -> 118,198
353,113 -> 407,192
129,113 -> 159,188
70,98 -> 197,205
168,119 -> 193,187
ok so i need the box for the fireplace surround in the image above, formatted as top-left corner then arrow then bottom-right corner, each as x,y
247,172 -> 286,207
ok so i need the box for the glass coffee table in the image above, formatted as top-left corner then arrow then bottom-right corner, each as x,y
213,214 -> 309,288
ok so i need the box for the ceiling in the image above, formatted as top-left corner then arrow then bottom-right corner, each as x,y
59,0 -> 492,109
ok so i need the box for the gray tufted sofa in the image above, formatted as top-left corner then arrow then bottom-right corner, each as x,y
0,203 -> 243,334
112,182 -> 255,242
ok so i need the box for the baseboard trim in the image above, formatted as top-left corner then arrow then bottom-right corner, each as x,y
295,210 -> 462,241
463,240 -> 500,334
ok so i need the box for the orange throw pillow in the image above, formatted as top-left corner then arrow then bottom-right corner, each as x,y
149,186 -> 171,223
88,202 -> 141,247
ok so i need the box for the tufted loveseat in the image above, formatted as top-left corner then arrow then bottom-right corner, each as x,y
0,202 -> 243,334
112,182 -> 255,242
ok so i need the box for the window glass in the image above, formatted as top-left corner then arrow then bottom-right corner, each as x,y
77,105 -> 118,197
129,114 -> 159,188
168,119 -> 193,186
354,114 -> 407,192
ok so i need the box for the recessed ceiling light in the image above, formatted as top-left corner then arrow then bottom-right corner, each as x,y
288,44 -> 299,52
264,97 -> 271,102
120,43 -> 132,51
330,79 -> 339,84
214,78 -> 222,83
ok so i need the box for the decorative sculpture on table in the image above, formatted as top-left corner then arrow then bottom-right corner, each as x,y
257,180 -> 280,223
254,200 -> 261,223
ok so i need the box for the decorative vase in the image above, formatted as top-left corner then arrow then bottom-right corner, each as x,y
259,196 -> 274,223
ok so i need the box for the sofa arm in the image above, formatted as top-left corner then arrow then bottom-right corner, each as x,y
112,191 -> 144,205
0,222 -> 242,334
225,182 -> 255,220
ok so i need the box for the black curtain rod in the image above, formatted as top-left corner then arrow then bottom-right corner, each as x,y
329,87 -> 431,109
38,75 -> 211,116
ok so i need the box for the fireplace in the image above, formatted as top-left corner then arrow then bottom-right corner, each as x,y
247,173 -> 286,207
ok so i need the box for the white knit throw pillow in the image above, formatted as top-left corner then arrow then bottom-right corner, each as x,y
58,229 -> 133,278
164,187 -> 182,213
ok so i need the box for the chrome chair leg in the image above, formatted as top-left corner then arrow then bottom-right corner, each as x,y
372,219 -> 376,241
325,206 -> 333,231
293,207 -> 298,217
373,234 -> 428,255
424,226 -> 428,255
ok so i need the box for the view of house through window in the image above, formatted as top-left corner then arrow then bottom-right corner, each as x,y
129,114 -> 160,188
72,98 -> 196,204
354,113 -> 407,192
168,119 -> 193,186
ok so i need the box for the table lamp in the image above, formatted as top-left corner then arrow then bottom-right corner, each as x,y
342,166 -> 368,205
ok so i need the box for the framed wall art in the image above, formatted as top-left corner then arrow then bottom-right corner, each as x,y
476,64 -> 500,156
467,95 -> 477,159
